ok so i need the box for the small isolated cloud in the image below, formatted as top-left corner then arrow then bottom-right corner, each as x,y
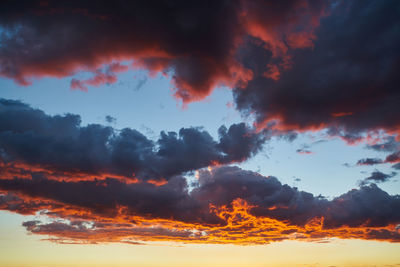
134,77 -> 148,91
105,115 -> 116,124
343,163 -> 352,168
296,148 -> 313,155
359,170 -> 397,186
357,158 -> 384,166
296,144 -> 313,155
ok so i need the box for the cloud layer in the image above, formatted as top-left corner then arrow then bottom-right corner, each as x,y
1,0 -> 400,246
0,100 -> 399,244
0,0 -> 327,103
1,165 -> 399,244
1,1 -> 399,137
0,99 -> 267,182
234,0 -> 400,136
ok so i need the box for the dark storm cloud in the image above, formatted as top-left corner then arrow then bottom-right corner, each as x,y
234,0 -> 400,135
0,175 -> 201,223
1,166 -> 400,239
0,99 -> 268,181
1,0 -> 398,136
0,193 -> 56,215
0,0 -> 327,103
0,0 -> 242,101
193,167 -> 400,229
0,0 -> 399,245
324,183 -> 400,228
217,123 -> 267,162
191,166 -> 327,226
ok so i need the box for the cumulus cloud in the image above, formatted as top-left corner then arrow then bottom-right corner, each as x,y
0,0 -> 328,103
1,165 -> 400,244
0,98 -> 271,182
233,0 -> 400,137
0,0 -> 400,246
0,1 -> 398,137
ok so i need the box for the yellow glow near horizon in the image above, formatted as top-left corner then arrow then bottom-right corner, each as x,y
0,212 -> 399,267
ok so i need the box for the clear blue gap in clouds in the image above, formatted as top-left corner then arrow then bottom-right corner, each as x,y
0,69 -> 399,197
0,69 -> 244,138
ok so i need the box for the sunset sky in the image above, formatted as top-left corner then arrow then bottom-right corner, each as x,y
0,1 -> 400,266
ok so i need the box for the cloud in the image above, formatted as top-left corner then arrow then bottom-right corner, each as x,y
386,152 -> 400,164
233,0 -> 400,137
356,136 -> 400,169
366,136 -> 400,153
0,98 -> 269,182
357,158 -> 384,166
0,0 -> 400,246
105,115 -> 116,124
358,170 -> 397,186
1,165 -> 400,244
0,0 -> 327,103
392,163 -> 400,170
296,145 -> 313,155
1,1 -> 398,138
70,63 -> 129,91
134,77 -> 148,91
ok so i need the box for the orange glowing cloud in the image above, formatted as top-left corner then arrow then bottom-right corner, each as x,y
0,0 -> 329,104
1,165 -> 399,245
7,196 -> 400,245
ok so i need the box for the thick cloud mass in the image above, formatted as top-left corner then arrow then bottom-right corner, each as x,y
0,99 -> 267,181
0,166 -> 399,244
0,0 -> 327,103
1,0 -> 400,246
0,0 -> 240,101
0,1 -> 399,135
234,0 -> 400,135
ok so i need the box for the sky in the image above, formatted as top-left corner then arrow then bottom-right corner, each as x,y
0,0 -> 399,266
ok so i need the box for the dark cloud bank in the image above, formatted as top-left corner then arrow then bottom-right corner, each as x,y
0,99 -> 399,244
0,98 -> 268,181
1,0 -> 400,244
234,0 -> 400,137
1,166 -> 399,244
1,0 -> 399,136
